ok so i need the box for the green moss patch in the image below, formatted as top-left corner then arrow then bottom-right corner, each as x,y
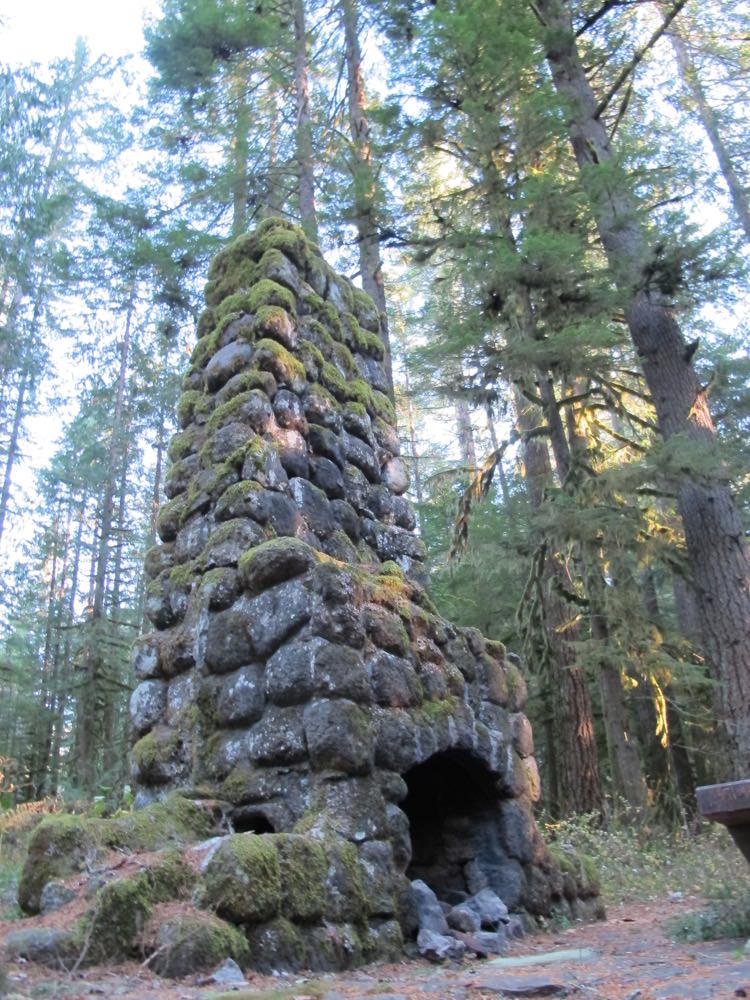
251,304 -> 296,349
85,848 -> 197,962
205,256 -> 258,306
255,219 -> 310,269
247,279 -> 297,315
218,367 -> 278,404
130,727 -> 181,786
201,833 -> 281,923
331,340 -> 358,378
147,908 -> 250,977
197,306 -> 217,338
177,389 -> 212,429
17,813 -> 103,914
107,794 -> 216,852
253,337 -> 306,390
320,360 -> 348,400
205,389 -> 266,434
276,834 -> 327,922
298,339 -> 325,379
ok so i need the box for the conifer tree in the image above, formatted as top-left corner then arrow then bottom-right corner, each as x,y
533,0 -> 750,777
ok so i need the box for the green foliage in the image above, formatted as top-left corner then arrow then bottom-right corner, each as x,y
545,812 -> 750,908
670,884 -> 750,942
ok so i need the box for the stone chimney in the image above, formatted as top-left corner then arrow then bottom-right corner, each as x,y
128,219 -> 599,969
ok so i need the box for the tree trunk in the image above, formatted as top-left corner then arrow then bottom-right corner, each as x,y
591,590 -> 648,812
230,65 -> 250,237
293,0 -> 318,241
640,566 -> 697,818
402,358 -> 424,511
515,386 -> 604,816
661,8 -> 750,242
77,291 -> 134,792
50,490 -> 87,792
455,399 -> 477,473
340,0 -> 393,395
485,403 -> 510,505
534,0 -> 750,778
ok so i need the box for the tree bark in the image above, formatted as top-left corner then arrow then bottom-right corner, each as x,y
293,0 -> 318,241
340,0 -> 394,395
534,0 -> 750,778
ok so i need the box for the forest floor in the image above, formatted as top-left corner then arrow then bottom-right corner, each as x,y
2,896 -> 748,1000
2,815 -> 750,1000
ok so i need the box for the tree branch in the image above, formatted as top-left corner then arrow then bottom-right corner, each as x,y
595,0 -> 688,119
576,0 -> 632,38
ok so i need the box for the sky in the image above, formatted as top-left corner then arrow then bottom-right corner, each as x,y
1,0 -> 158,66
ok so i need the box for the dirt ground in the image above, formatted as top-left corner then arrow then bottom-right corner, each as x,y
3,896 -> 748,1000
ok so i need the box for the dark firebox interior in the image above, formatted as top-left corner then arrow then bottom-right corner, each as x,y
402,749 -> 505,902
232,807 -> 276,834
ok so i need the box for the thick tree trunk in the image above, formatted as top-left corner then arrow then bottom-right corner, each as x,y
340,0 -> 393,395
534,0 -> 750,778
293,0 -> 318,241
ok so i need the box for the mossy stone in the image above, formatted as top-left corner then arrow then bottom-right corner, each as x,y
255,219 -> 310,269
352,288 -> 381,333
238,537 -> 316,595
85,874 -> 153,961
215,479 -> 265,522
246,279 -> 297,315
168,427 -> 199,463
331,340 -> 358,378
251,304 -> 297,350
147,908 -> 250,978
253,337 -> 306,392
205,389 -> 271,435
298,338 -> 326,380
244,917 -> 306,974
197,306 -> 217,338
275,834 -> 327,922
323,839 -> 368,922
130,726 -> 181,785
320,360 -> 348,401
201,833 -> 281,923
216,367 -> 277,405
205,256 -> 258,306
17,813 -> 103,914
302,316 -> 336,353
107,794 -> 215,852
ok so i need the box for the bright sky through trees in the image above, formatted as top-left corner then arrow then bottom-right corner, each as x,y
1,0 -> 157,66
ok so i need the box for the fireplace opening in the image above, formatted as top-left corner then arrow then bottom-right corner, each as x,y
231,807 -> 276,834
402,749 -> 505,903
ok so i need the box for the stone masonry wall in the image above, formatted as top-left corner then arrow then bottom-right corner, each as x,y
128,218 -> 600,970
